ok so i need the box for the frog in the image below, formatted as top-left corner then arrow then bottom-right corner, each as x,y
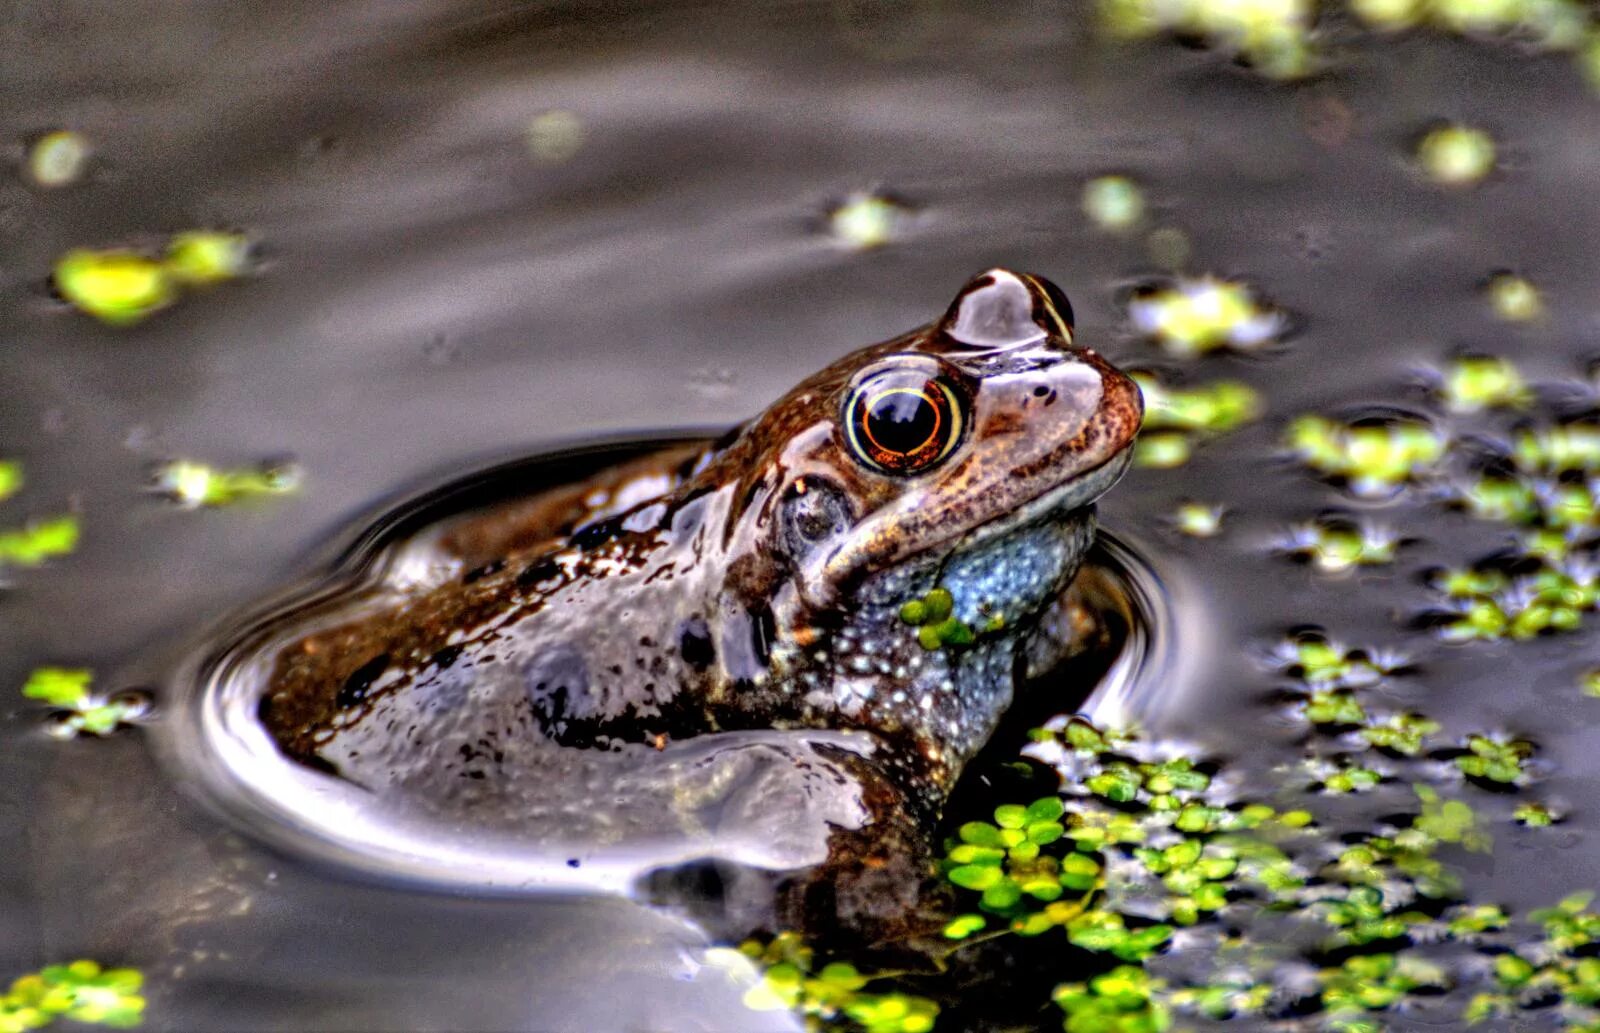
257,268 -> 1142,940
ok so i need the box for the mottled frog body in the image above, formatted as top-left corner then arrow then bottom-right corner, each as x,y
259,270 -> 1141,930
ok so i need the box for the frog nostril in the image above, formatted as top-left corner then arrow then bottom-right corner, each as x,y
1032,385 -> 1050,398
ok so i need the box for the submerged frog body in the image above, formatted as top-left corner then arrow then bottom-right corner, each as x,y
259,269 -> 1141,931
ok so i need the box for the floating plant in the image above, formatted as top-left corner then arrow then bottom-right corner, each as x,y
0,960 -> 145,1030
150,458 -> 302,509
1126,278 -> 1288,357
53,231 -> 253,325
20,668 -> 150,739
1129,373 -> 1261,469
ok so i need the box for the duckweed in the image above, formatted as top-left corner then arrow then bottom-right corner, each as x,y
1438,354 -> 1530,411
1053,965 -> 1169,1033
1129,374 -> 1260,469
1513,800 -> 1559,826
735,934 -> 938,1033
163,231 -> 251,286
1126,278 -> 1288,356
1285,414 -> 1447,496
720,702 -> 1583,1032
1454,732 -> 1536,785
1416,124 -> 1496,186
0,516 -> 80,572
827,193 -> 910,250
1082,175 -> 1145,230
0,960 -> 144,1030
1276,517 -> 1400,572
54,231 -> 254,324
1483,272 -> 1544,322
0,461 -> 20,503
1131,433 -> 1191,470
25,131 -> 90,189
526,109 -> 585,164
21,668 -> 148,739
52,249 -> 175,325
1099,0 -> 1316,79
1169,501 -> 1223,537
151,459 -> 301,509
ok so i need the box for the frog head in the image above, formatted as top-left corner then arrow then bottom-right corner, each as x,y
703,270 -> 1143,787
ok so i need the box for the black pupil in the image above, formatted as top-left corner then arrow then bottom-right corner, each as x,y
867,389 -> 937,455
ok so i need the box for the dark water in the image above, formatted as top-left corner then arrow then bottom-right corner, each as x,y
5,3 -> 1600,1030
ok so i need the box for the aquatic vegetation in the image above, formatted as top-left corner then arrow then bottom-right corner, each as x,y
1082,175 -> 1145,231
0,960 -> 144,1030
1130,433 -> 1190,470
151,459 -> 302,509
1415,124 -> 1497,186
827,193 -> 912,250
163,231 -> 251,286
1099,0 -> 1317,79
1275,516 -> 1401,572
20,668 -> 150,739
1129,373 -> 1260,469
898,587 -> 991,650
1453,732 -> 1537,786
1169,501 -> 1223,537
25,130 -> 90,189
0,516 -> 79,568
1437,354 -> 1531,412
525,109 -> 585,164
1125,278 -> 1288,357
1053,965 -> 1169,1033
0,500 -> 79,576
54,231 -> 253,324
734,934 -> 938,1033
1513,800 -> 1560,826
1103,0 -> 1600,86
1269,631 -> 1403,688
1285,414 -> 1446,497
1483,272 -> 1544,323
52,249 -> 176,325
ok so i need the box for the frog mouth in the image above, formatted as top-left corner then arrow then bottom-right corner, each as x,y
948,447 -> 1134,551
815,447 -> 1135,591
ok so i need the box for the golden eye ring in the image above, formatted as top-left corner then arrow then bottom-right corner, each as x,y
843,368 -> 966,474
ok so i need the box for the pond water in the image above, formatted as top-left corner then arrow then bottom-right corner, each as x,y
6,3 -> 1600,1031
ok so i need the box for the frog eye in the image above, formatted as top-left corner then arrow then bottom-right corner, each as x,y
843,368 -> 966,475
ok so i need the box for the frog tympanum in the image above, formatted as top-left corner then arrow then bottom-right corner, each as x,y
258,269 -> 1142,938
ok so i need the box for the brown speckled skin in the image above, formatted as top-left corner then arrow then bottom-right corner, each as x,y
258,269 -> 1141,940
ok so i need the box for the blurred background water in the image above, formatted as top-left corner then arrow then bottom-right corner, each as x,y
6,2 -> 1600,1030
